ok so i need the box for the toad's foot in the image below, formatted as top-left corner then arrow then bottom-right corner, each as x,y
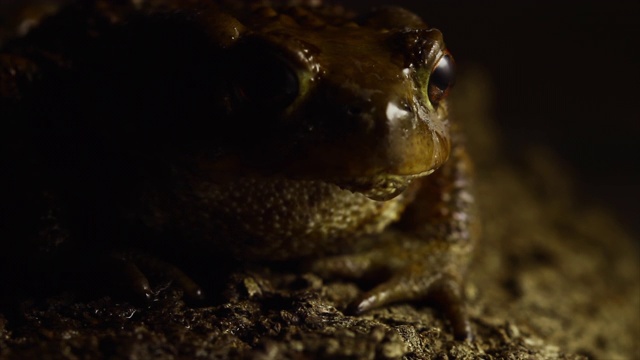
309,235 -> 473,341
105,250 -> 205,302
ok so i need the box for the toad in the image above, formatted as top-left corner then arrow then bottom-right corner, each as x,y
0,0 -> 477,340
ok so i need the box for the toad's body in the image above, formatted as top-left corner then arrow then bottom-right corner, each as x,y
1,0 -> 477,340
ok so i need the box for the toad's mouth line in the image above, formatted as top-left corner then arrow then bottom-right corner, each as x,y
185,159 -> 436,202
333,169 -> 435,201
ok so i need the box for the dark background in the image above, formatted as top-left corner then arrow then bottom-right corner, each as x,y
1,0 -> 639,237
352,0 -> 639,238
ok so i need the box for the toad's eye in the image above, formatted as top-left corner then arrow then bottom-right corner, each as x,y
427,51 -> 455,105
232,54 -> 299,110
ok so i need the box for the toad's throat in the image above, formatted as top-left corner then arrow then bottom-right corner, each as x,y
171,174 -> 421,259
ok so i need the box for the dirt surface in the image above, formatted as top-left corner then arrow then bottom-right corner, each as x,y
1,69 -> 638,359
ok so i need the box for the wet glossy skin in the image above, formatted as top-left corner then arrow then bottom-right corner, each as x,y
0,1 -> 476,341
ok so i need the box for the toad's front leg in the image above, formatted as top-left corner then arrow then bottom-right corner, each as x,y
311,143 -> 477,341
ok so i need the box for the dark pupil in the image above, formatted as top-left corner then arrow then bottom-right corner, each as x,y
234,56 -> 299,109
430,55 -> 455,92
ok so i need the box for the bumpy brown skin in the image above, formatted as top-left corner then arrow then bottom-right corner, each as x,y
1,1 -> 477,340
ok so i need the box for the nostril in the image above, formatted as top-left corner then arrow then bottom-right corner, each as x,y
398,100 -> 413,113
